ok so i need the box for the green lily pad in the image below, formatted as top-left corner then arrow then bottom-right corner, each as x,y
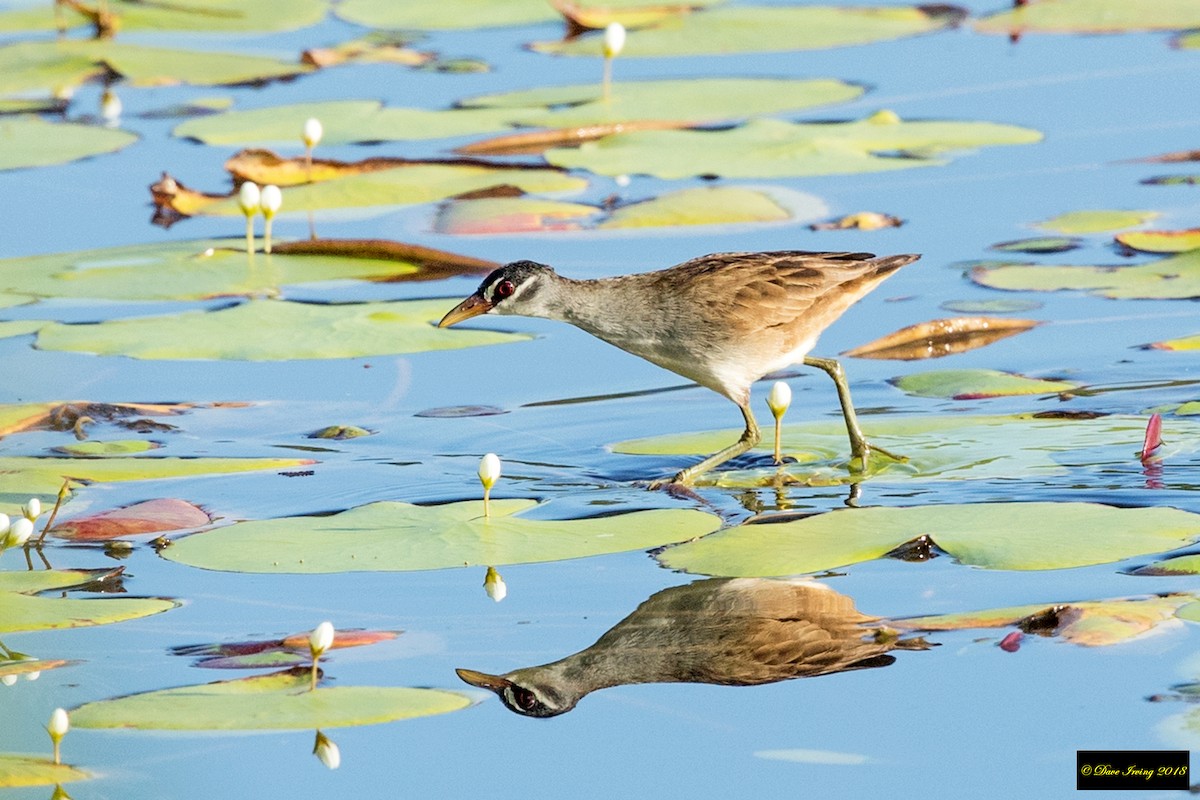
0,0 -> 328,33
0,574 -> 178,633
1177,31 -> 1200,48
0,116 -> 136,172
658,502 -> 1200,577
970,249 -> 1200,300
976,0 -> 1200,34
174,100 -> 515,146
1034,209 -> 1159,234
70,668 -> 472,730
0,239 -> 430,302
1130,554 -> 1200,576
1116,228 -> 1200,253
163,499 -> 721,573
34,298 -> 530,361
533,5 -> 962,56
0,320 -> 42,340
893,593 -> 1197,646
614,413 -> 1186,487
0,754 -> 88,788
462,78 -> 864,128
51,440 -> 160,457
0,567 -> 123,594
0,41 -> 307,97
336,0 -> 556,29
1146,333 -> 1200,351
990,236 -> 1081,254
890,368 -> 1078,399
545,116 -> 1042,179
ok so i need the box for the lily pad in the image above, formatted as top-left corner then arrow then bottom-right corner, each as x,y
1144,333 -> 1200,352
0,754 -> 88,788
462,78 -> 865,128
34,298 -> 531,361
613,413 -> 1183,488
0,0 -> 328,34
532,5 -> 964,56
976,0 -> 1200,34
0,657 -> 75,679
890,368 -> 1077,399
51,499 -> 210,542
0,116 -> 136,172
939,299 -> 1042,314
174,100 -> 515,146
163,499 -> 721,573
336,0 -> 557,29
0,569 -> 178,634
1129,554 -> 1200,576
970,249 -> 1200,300
545,116 -> 1042,179
658,502 -> 1200,577
436,197 -> 598,234
174,629 -> 399,669
70,668 -> 472,730
843,318 -> 1040,361
1034,209 -> 1158,234
1115,228 -> 1200,253
51,440 -> 161,457
990,236 -> 1081,254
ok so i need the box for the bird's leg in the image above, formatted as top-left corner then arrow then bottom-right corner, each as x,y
662,401 -> 761,487
803,355 -> 906,471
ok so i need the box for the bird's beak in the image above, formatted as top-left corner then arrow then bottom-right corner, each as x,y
438,293 -> 492,328
456,667 -> 513,693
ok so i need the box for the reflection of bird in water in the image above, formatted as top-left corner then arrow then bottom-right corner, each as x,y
458,578 -> 930,718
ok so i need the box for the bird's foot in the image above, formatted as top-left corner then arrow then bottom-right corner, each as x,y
849,441 -> 908,473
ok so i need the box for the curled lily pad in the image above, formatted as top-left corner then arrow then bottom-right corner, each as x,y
976,0 -> 1200,34
533,5 -> 964,56
33,298 -> 531,361
970,250 -> 1200,300
163,499 -> 721,573
70,668 -> 472,731
0,116 -> 136,172
0,754 -> 89,788
890,368 -> 1077,399
545,116 -> 1042,179
658,502 -> 1200,577
1034,209 -> 1159,234
51,499 -> 210,542
843,318 -> 1040,361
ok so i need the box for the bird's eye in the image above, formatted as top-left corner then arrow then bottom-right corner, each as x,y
493,279 -> 515,299
510,687 -> 538,712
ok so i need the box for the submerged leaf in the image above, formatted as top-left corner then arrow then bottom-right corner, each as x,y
843,317 -> 1040,361
658,503 -> 1200,577
889,368 -> 1077,399
163,499 -> 721,573
70,668 -> 472,730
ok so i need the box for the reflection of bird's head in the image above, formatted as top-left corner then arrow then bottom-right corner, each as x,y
456,667 -> 579,718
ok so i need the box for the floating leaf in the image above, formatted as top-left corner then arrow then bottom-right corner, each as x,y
810,211 -> 902,231
939,298 -> 1042,314
1130,554 -> 1200,576
174,100 -> 515,146
336,0 -> 557,29
614,413 -> 1186,487
174,629 -> 399,669
1116,228 -> 1200,253
164,499 -> 721,573
461,78 -> 865,129
971,249 -> 1200,300
70,668 -> 471,731
0,657 -> 75,678
0,581 -> 177,633
0,0 -> 328,33
843,317 -> 1040,361
658,503 -> 1200,577
892,594 -> 1197,647
990,236 -> 1081,254
456,120 -> 693,157
51,499 -> 210,542
550,0 -> 724,30
302,34 -> 432,69
435,197 -> 598,234
34,298 -> 531,361
0,115 -> 136,172
0,567 -> 124,594
308,425 -> 373,440
1144,333 -> 1200,352
52,440 -> 161,456
1034,209 -> 1158,234
414,405 -> 508,418
545,116 -> 1042,179
976,0 -> 1200,34
889,368 -> 1077,399
532,5 -> 964,56
0,754 -> 89,788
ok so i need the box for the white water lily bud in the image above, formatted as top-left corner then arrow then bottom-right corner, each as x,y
313,730 -> 340,770
48,707 -> 69,738
23,498 -> 41,521
303,117 -> 323,149
100,89 -> 121,126
603,22 -> 626,58
0,513 -> 9,536
483,566 -> 507,603
478,453 -> 501,490
767,381 -> 792,419
260,184 -> 283,217
309,621 -> 334,658
6,518 -> 34,549
237,182 -> 261,216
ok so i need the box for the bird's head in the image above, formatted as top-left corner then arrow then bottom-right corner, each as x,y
438,261 -> 556,327
456,666 -> 580,718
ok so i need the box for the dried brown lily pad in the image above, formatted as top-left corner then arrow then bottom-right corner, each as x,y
843,317 -> 1041,360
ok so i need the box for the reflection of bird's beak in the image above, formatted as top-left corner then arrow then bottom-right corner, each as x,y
456,667 -> 512,692
438,294 -> 492,328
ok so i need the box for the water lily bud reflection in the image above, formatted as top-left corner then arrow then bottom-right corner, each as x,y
313,730 -> 340,770
303,117 -> 324,149
1,675 -> 15,686
100,89 -> 121,127
309,621 -> 334,658
23,498 -> 41,522
484,566 -> 507,603
603,22 -> 626,58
